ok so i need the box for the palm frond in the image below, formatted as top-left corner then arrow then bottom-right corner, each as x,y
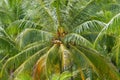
93,25 -> 107,47
94,13 -> 120,47
24,1 -> 57,33
0,54 -> 8,63
6,18 -> 50,40
69,47 -> 88,80
51,70 -> 79,80
71,45 -> 120,80
59,44 -> 72,72
70,45 -> 99,78
111,36 -> 120,67
107,13 -> 120,34
0,42 -> 47,78
13,47 -> 48,79
64,33 -> 93,47
0,6 -> 13,25
66,0 -> 102,29
39,1 -> 57,32
6,19 -> 38,37
73,20 -> 106,35
59,71 -> 78,80
15,28 -> 54,49
0,27 -> 9,37
33,44 -> 57,80
0,27 -> 18,55
0,37 -> 16,52
105,3 -> 120,15
40,0 -> 62,26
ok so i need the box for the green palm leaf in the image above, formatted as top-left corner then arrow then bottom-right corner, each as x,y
0,42 -> 48,78
70,45 -> 120,80
73,20 -> 106,34
15,28 -> 54,49
13,47 -> 48,79
64,33 -> 93,47
33,44 -> 57,80
111,36 -> 120,67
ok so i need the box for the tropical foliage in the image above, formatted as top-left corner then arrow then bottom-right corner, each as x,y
0,0 -> 120,80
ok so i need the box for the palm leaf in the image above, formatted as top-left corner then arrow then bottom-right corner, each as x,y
64,33 -> 93,47
73,20 -> 105,35
0,42 -> 48,79
94,13 -> 120,47
6,20 -> 38,37
33,44 -> 57,80
25,1 -> 57,33
13,47 -> 48,79
71,45 -> 120,80
59,44 -> 72,72
0,27 -> 18,56
107,13 -> 120,34
59,71 -> 77,80
15,28 -> 54,49
66,0 -> 102,29
111,36 -> 120,67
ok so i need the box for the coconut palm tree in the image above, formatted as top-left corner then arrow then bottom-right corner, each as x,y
0,0 -> 120,80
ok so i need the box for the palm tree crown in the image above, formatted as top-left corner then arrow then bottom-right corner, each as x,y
0,0 -> 120,80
